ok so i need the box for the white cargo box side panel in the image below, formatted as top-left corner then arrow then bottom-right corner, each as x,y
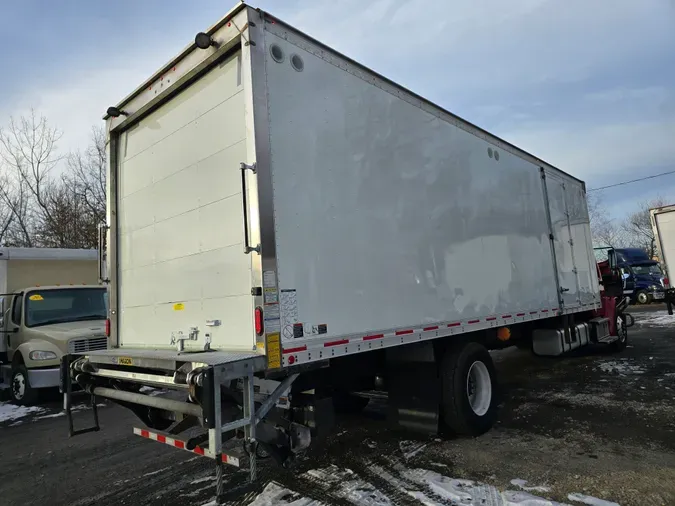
116,52 -> 255,351
653,206 -> 675,279
263,31 -> 559,341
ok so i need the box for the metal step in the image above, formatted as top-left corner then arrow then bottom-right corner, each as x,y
597,335 -> 619,344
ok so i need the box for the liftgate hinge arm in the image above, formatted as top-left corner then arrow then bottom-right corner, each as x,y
240,162 -> 261,255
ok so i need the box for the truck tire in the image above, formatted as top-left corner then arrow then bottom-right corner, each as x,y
10,364 -> 39,406
611,315 -> 628,352
635,290 -> 651,305
440,342 -> 498,436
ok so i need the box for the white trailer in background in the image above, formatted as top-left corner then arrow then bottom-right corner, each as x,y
650,205 -> 675,313
63,3 -> 627,502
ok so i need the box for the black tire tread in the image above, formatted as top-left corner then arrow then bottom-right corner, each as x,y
441,342 -> 498,436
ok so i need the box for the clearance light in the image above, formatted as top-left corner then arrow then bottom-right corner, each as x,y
497,327 -> 511,342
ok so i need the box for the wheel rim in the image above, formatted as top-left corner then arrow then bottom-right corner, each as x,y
637,292 -> 648,304
466,361 -> 492,416
12,372 -> 26,400
617,316 -> 627,343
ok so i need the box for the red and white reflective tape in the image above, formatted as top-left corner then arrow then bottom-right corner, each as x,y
280,303 -> 598,366
133,427 -> 240,467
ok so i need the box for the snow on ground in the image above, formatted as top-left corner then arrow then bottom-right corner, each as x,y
211,464 -> 621,506
0,402 -> 45,423
0,400 -> 104,425
596,360 -> 645,376
567,493 -> 620,506
634,310 -> 674,327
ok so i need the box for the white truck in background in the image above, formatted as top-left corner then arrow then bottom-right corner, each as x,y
0,248 -> 108,404
62,3 -> 630,502
650,205 -> 675,313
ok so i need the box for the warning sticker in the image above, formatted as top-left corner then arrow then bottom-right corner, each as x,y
29,294 -> 44,301
266,332 -> 281,369
263,270 -> 277,288
280,289 -> 299,339
264,304 -> 280,321
264,288 -> 278,304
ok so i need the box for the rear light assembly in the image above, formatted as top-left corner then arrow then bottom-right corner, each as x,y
105,319 -> 111,337
254,307 -> 264,336
664,277 -> 670,288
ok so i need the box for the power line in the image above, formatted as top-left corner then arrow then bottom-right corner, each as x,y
588,169 -> 675,192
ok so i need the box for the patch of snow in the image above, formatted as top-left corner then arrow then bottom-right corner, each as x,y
35,412 -> 66,420
239,464 -> 620,506
190,476 -> 214,485
246,482 -> 321,506
634,311 -> 674,327
511,479 -> 551,493
142,466 -> 171,477
503,490 -> 567,505
597,360 -> 645,375
306,466 -> 392,506
0,402 -> 45,423
399,440 -> 427,460
568,492 -> 619,506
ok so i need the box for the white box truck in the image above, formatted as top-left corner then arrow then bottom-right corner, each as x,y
63,3 -> 631,500
0,248 -> 108,404
650,204 -> 675,313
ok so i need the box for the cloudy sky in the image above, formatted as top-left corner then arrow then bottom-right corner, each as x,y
1,0 -> 674,221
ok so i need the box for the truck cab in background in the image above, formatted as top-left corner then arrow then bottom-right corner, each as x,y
613,248 -> 665,305
0,248 -> 108,405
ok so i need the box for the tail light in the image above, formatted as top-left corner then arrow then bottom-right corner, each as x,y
254,307 -> 264,335
105,318 -> 110,337
665,277 -> 670,288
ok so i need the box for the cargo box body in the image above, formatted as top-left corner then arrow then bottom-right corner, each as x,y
104,5 -> 600,366
651,205 -> 675,282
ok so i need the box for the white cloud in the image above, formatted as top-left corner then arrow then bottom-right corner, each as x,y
502,118 -> 675,181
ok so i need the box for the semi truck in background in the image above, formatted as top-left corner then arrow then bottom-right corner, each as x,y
650,205 -> 675,313
0,248 -> 108,405
61,3 -> 631,502
609,248 -> 664,305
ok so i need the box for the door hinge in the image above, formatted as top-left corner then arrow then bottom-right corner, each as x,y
549,233 -> 554,241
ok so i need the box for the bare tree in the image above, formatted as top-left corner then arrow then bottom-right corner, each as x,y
587,193 -> 625,253
623,197 -> 668,257
0,110 -> 63,246
67,126 -> 107,228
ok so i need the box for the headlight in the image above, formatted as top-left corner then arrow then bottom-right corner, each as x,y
29,350 -> 58,361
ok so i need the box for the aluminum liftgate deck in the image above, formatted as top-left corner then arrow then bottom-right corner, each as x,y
61,349 -> 285,502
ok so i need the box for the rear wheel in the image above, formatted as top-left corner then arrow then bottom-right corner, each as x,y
611,315 -> 628,352
440,342 -> 498,436
10,364 -> 39,406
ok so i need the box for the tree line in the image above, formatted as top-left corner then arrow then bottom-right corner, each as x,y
588,193 -> 666,258
0,110 -> 105,249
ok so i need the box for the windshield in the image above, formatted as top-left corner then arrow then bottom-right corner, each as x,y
631,264 -> 662,276
24,288 -> 108,328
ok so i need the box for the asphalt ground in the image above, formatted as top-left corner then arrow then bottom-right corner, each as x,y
1,304 -> 673,506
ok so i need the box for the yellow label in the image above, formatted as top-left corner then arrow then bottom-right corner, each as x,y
266,332 -> 281,369
173,303 -> 185,311
117,357 -> 133,366
29,294 -> 44,301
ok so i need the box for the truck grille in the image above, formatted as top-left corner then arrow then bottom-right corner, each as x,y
68,336 -> 109,354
